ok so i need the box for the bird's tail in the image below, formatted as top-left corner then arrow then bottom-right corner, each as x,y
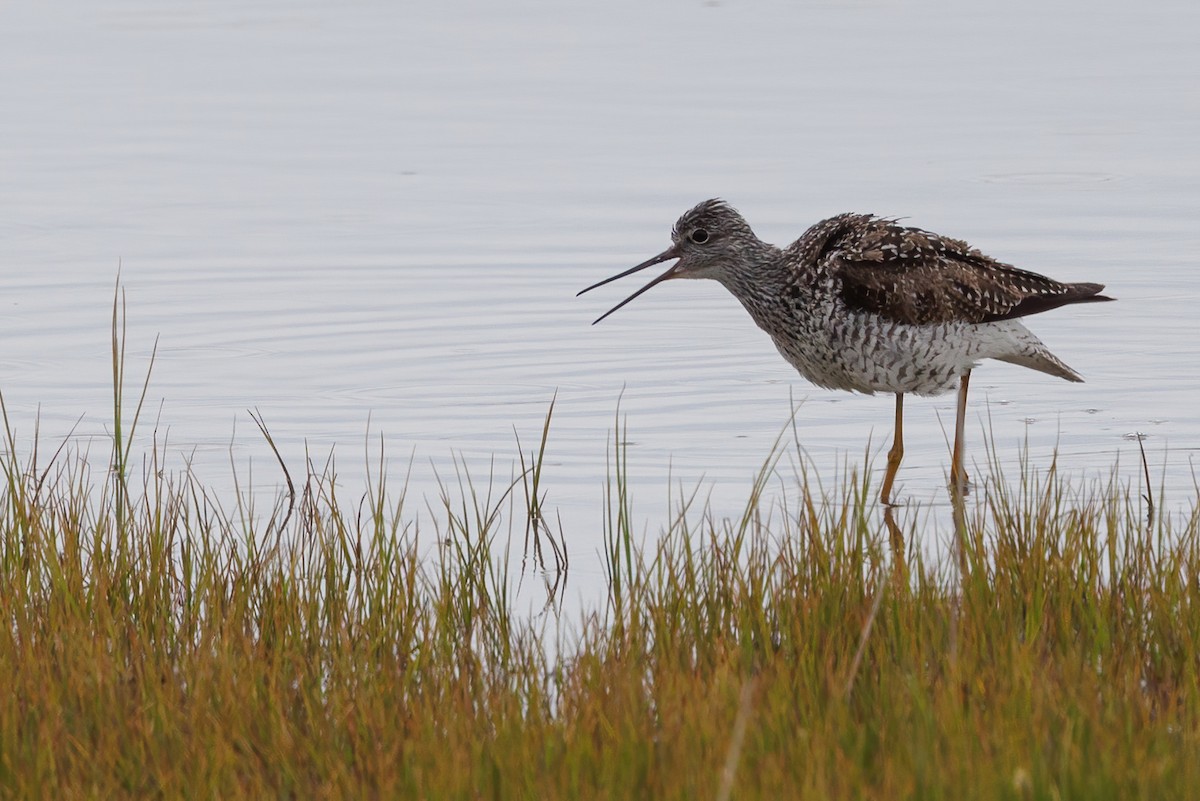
987,321 -> 1085,381
995,349 -> 1083,382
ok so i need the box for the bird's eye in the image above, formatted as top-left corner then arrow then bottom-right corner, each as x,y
690,228 -> 710,244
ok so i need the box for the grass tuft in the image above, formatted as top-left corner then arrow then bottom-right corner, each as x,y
1,300 -> 1198,797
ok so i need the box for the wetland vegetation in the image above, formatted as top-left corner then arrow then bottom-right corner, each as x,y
1,301 -> 1196,798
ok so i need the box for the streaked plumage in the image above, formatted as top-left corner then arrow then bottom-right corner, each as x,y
579,199 -> 1114,504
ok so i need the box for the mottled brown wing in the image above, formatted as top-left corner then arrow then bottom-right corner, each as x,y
827,218 -> 1091,325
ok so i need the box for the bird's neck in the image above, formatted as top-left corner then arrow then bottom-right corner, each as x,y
716,242 -> 791,321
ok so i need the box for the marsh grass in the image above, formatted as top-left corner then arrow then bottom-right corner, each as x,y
1,297 -> 1198,798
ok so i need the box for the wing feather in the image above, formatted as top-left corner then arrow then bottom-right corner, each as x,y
818,217 -> 1106,325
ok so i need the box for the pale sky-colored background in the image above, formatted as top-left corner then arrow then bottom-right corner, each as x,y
2,0 -> 1197,604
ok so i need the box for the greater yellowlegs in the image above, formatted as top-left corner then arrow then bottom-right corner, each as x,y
579,199 -> 1113,503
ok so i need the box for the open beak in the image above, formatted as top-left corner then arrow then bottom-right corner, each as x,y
576,245 -> 682,325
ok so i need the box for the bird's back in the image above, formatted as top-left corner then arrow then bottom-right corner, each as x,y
787,213 -> 1113,326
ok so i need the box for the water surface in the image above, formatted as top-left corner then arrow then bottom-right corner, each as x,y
2,0 -> 1198,603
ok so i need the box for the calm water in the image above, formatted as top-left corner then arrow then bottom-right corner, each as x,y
2,1 -> 1198,602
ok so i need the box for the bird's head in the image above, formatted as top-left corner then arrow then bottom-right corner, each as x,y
578,199 -> 760,324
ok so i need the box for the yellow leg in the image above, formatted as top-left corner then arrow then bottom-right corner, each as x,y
951,370 -> 971,497
880,392 -> 904,506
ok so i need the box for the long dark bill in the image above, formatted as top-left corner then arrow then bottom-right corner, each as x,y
576,246 -> 681,325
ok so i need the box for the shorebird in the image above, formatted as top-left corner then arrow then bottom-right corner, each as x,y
579,200 -> 1113,504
